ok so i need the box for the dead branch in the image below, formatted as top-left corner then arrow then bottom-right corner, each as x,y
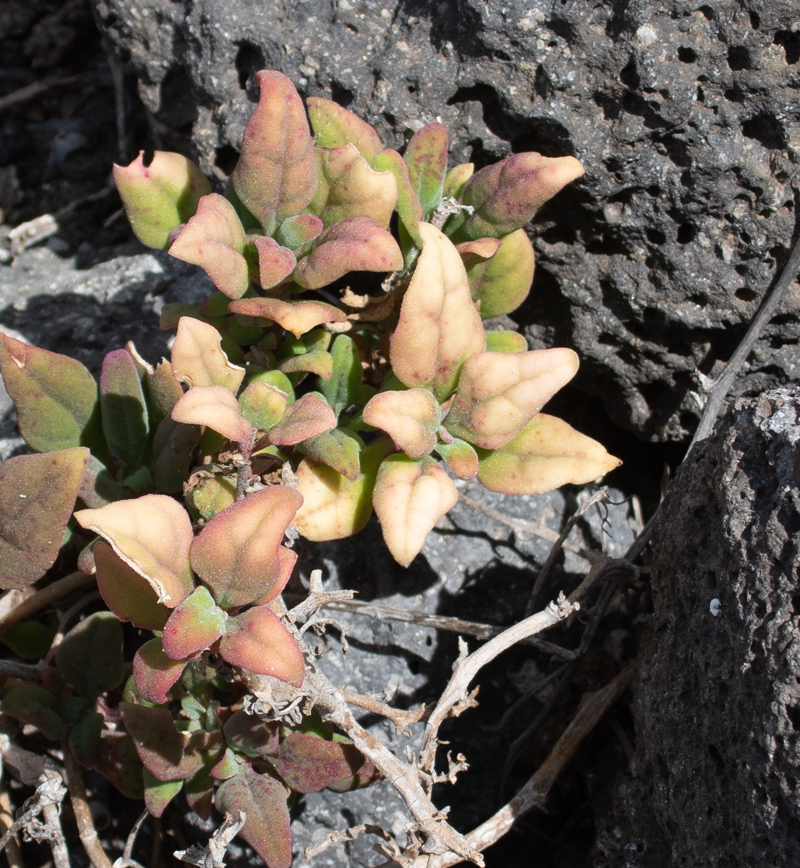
112,810 -> 148,868
174,812 -> 246,868
0,572 -> 94,637
0,75 -> 83,113
0,788 -> 25,868
342,692 -> 429,736
61,742 -> 113,868
304,823 -> 398,861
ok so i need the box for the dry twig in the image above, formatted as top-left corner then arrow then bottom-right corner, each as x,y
61,742 -> 113,868
0,572 -> 94,637
174,812 -> 246,868
112,810 -> 149,868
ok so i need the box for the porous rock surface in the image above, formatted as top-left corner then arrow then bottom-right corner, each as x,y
93,0 -> 800,441
595,388 -> 800,867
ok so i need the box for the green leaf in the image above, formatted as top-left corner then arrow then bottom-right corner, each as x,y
318,335 -> 362,417
464,229 -> 536,319
306,97 -> 383,159
216,766 -> 292,868
238,380 -> 288,432
484,330 -> 529,354
161,587 -> 226,660
55,612 -> 124,700
78,453 -> 128,508
113,150 -> 211,250
0,333 -> 101,453
371,148 -> 425,248
296,428 -> 362,481
404,122 -> 448,216
0,621 -> 55,660
100,349 -> 150,473
150,415 -> 202,494
0,447 -> 89,590
69,712 -> 103,765
436,437 -> 479,481
143,769 -> 183,817
1,684 -> 66,740
93,732 -> 145,799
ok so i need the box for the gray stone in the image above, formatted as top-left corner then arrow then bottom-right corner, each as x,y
93,0 -> 800,442
594,388 -> 800,867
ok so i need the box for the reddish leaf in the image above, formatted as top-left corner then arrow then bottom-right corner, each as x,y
161,587 -> 226,660
113,150 -> 211,249
190,486 -> 303,609
217,766 -> 292,868
232,70 -> 318,236
229,297 -> 347,338
133,638 -> 188,705
0,333 -> 100,453
171,385 -> 254,447
436,438 -> 479,481
270,732 -> 365,794
0,447 -> 89,590
362,388 -> 440,460
92,732 -> 145,800
267,393 -> 336,447
145,358 -> 184,420
74,495 -> 194,607
223,710 -> 280,758
250,236 -> 296,290
220,606 -> 305,687
293,216 -> 403,289
253,546 -> 297,606
171,317 -> 245,393
95,542 -> 170,630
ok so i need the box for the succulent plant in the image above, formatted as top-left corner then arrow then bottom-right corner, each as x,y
0,68 -> 620,866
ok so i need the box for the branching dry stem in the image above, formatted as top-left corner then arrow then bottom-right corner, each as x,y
61,741 -> 113,868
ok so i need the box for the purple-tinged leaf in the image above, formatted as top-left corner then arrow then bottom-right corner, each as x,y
238,380 -> 288,432
446,349 -> 579,450
296,428 -> 361,481
0,447 -> 88,590
143,769 -> 182,817
92,732 -> 144,800
100,349 -> 150,472
442,162 -> 474,200
293,216 -> 403,290
162,587 -> 226,660
390,222 -> 485,401
217,766 -> 292,868
250,236 -> 297,290
223,710 -> 280,758
267,393 -> 336,447
404,123 -> 448,215
326,756 -> 382,792
309,144 -> 397,228
464,229 -> 535,318
0,333 -> 100,453
457,152 -> 585,240
485,330 -> 529,354
371,148 -> 424,247
270,732 -> 365,794
1,684 -> 66,740
306,97 -> 383,159
476,413 -> 622,494
372,454 -> 458,567
171,317 -> 245,393
220,606 -> 305,687
169,193 -> 250,298
114,151 -> 210,249
74,494 -> 194,607
95,542 -> 169,630
232,70 -> 318,236
171,385 -> 254,447
362,388 -> 440,460
133,638 -> 188,705
229,297 -> 347,338
185,764 -> 215,820
151,415 -> 202,494
55,612 -> 124,700
191,487 -> 303,609
436,437 -> 479,481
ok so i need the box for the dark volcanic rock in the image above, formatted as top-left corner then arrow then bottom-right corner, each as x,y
93,0 -> 800,441
595,388 -> 800,867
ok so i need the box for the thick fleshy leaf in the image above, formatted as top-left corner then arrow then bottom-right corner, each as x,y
326,756 -> 382,792
169,193 -> 249,299
120,702 -> 223,782
151,415 -> 202,494
162,587 -> 226,660
171,385 -> 254,446
229,297 -> 347,338
318,335 -> 362,416
306,96 -> 383,159
476,413 -> 622,494
278,349 -> 333,379
270,733 -> 365,794
144,770 -> 183,818
309,144 -> 397,228
220,606 -> 305,686
0,448 -> 88,590
190,474 -> 237,521
90,732 -> 144,800
100,349 -> 150,471
78,454 -> 127,508
362,388 -> 440,460
1,685 -> 67,740
0,333 -> 100,453
223,710 -> 279,758
446,349 -> 580,450
231,70 -> 318,236
371,148 -> 424,247
293,437 -> 392,541
296,428 -> 361,481
95,542 -> 169,630
250,236 -> 297,290
145,359 -> 184,421
113,150 -> 211,250
74,495 -> 194,607
217,766 -> 292,868
404,123 -> 448,215
55,612 -> 124,700
267,393 -> 336,447
69,712 -> 103,765
293,216 -> 403,289
465,229 -> 535,318
238,381 -> 288,432
211,748 -> 242,780
443,162 -> 474,200
133,638 -> 188,705
390,222 -> 485,400
171,317 -> 245,393
252,546 -> 297,606
485,330 -> 529,354
274,214 -> 323,252
185,764 -> 215,820
455,237 -> 501,270
436,437 -> 479,480
457,152 -> 585,240
190,486 -> 303,609
372,454 -> 458,567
